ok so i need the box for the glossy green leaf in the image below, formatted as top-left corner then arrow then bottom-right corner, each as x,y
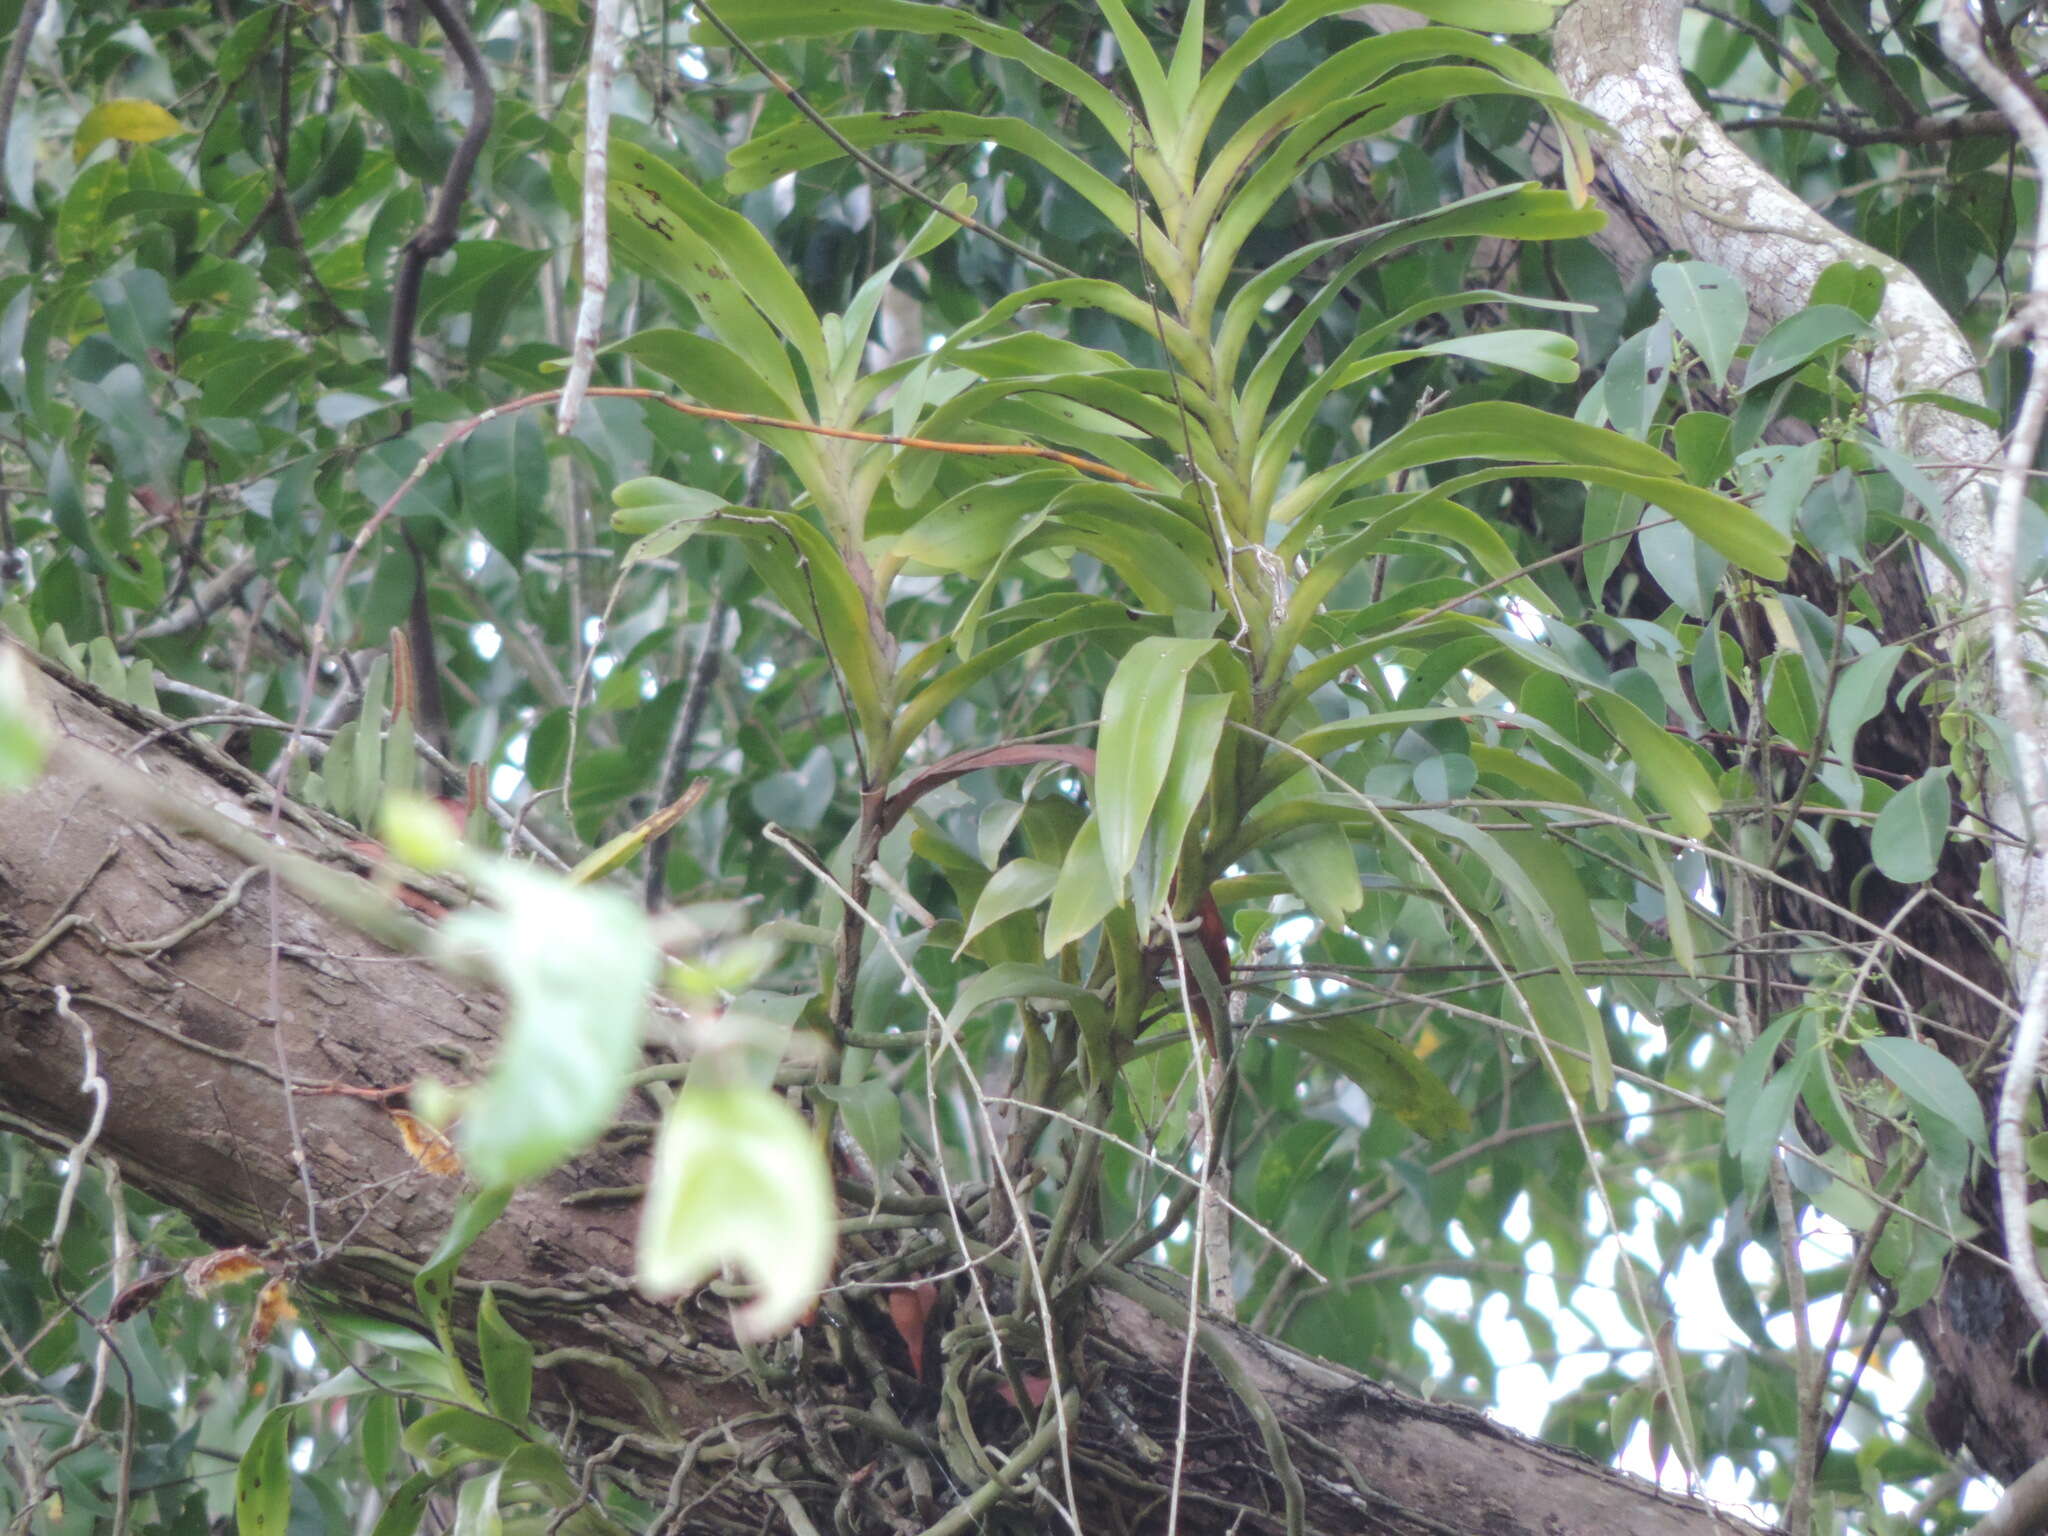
414,1186 -> 513,1355
1651,261 -> 1746,389
1097,637 -> 1216,885
367,1472 -> 438,1536
892,599 -> 1133,757
728,111 -> 1142,241
1043,815 -> 1120,956
958,857 -> 1061,955
605,327 -> 806,420
476,1287 -> 535,1426
694,0 -> 1132,148
1810,260 -> 1887,322
603,135 -> 823,402
813,1078 -> 903,1184
1587,693 -> 1721,840
944,960 -> 1109,1040
1872,767 -> 1950,884
1741,305 -> 1872,392
1863,1036 -> 1988,1154
403,1407 -> 523,1462
1134,692 -> 1230,919
1827,644 -> 1903,767
451,1469 -> 505,1536
1423,328 -> 1579,382
1265,790 -> 1364,932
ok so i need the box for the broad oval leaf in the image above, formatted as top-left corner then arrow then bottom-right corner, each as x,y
1651,260 -> 1747,390
1871,767 -> 1950,884
1740,304 -> 1873,393
1863,1036 -> 1988,1154
74,99 -> 184,162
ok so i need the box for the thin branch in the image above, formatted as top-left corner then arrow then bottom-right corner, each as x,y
386,0 -> 497,393
1938,0 -> 2048,1343
1723,109 -> 2012,145
557,0 -> 623,435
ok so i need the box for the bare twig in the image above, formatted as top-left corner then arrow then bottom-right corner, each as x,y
1938,0 -> 2048,1343
557,0 -> 623,435
386,0 -> 497,393
1723,109 -> 2011,146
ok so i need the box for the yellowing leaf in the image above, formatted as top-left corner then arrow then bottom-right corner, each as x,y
74,100 -> 184,162
637,1083 -> 834,1340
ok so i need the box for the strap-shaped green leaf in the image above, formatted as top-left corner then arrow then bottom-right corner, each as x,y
1272,1011 -> 1471,1140
727,111 -> 1149,255
1193,0 -> 1562,143
890,598 -> 1133,760
602,135 -> 825,405
1134,692 -> 1231,919
694,1 -> 1134,153
943,960 -> 1108,1040
1097,638 -> 1218,885
1196,70 -> 1598,325
1220,186 -> 1599,391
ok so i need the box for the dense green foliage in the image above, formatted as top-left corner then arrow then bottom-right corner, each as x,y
0,0 -> 2040,1531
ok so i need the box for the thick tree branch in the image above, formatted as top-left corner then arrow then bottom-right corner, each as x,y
1937,0 -> 2048,1346
0,660 -> 1764,1536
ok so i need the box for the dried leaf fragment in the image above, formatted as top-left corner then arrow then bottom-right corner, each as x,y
390,1107 -> 462,1176
244,1276 -> 299,1361
185,1246 -> 267,1294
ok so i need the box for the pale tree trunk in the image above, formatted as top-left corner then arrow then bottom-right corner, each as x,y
1550,0 -> 2043,973
1544,0 -> 2048,1487
0,654 -> 1756,1536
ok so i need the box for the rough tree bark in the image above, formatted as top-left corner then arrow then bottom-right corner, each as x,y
1547,0 -> 2048,1484
0,655 -> 1760,1534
